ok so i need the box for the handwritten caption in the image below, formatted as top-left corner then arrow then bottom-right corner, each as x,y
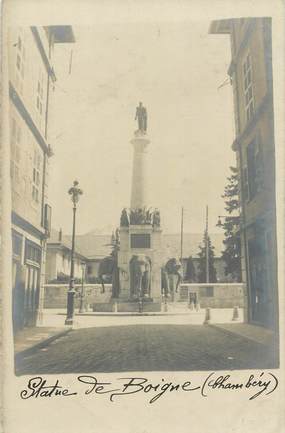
20,372 -> 278,403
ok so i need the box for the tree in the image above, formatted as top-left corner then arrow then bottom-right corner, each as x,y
185,256 -> 196,282
197,232 -> 217,283
220,166 -> 242,281
110,228 -> 120,297
110,228 -> 120,257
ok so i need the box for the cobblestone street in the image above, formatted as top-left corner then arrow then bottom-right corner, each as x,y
15,324 -> 277,375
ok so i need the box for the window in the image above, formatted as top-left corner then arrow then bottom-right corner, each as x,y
44,204 -> 52,233
242,166 -> 249,201
12,231 -> 22,259
16,54 -> 21,70
32,148 -> 41,203
32,186 -> 39,202
232,73 -> 240,135
248,229 -> 269,323
130,234 -> 151,249
246,138 -> 263,200
264,229 -> 274,294
36,70 -> 44,116
15,33 -> 25,94
243,53 -> 254,122
25,265 -> 40,316
10,117 -> 21,183
25,241 -> 41,265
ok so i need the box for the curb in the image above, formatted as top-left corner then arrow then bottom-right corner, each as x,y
208,323 -> 273,347
15,328 -> 72,359
73,312 -> 205,317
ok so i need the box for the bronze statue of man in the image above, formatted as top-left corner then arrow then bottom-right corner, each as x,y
135,102 -> 147,133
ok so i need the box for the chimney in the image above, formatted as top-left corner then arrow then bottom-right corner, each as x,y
58,228 -> 62,242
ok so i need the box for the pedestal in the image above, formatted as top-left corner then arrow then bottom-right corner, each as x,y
118,225 -> 163,302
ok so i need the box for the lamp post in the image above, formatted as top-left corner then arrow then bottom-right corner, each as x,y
79,261 -> 86,314
65,180 -> 83,325
217,215 -> 240,228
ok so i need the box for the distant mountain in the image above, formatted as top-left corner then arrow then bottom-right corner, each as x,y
49,227 -> 224,260
74,231 -> 224,259
86,225 -> 116,236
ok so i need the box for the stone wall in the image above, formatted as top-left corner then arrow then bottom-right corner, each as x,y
180,283 -> 245,308
44,282 -> 245,310
44,284 -> 112,308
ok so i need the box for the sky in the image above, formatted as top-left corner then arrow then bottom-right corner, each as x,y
48,20 -> 235,236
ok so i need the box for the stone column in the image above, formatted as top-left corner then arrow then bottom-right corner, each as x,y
118,130 -> 163,306
130,133 -> 150,210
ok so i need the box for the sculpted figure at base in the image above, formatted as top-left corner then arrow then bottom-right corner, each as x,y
161,258 -> 183,300
97,256 -> 116,295
152,209 -> 160,227
120,208 -> 129,227
129,207 -> 156,225
129,254 -> 151,299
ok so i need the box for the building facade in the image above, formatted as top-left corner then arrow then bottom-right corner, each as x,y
46,230 -> 230,284
9,26 -> 75,330
46,230 -> 88,283
210,18 -> 278,329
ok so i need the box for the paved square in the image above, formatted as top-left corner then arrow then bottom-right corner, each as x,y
15,324 -> 277,375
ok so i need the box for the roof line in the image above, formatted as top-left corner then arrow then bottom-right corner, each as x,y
30,27 -> 56,81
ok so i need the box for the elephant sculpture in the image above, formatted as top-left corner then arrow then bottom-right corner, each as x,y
129,254 -> 151,299
161,258 -> 183,300
98,255 -> 120,297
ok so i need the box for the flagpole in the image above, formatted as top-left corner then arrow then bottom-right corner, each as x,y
205,205 -> 209,283
180,206 -> 184,263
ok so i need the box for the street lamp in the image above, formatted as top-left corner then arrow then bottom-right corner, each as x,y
79,261 -> 86,314
65,180 -> 83,325
217,215 -> 240,228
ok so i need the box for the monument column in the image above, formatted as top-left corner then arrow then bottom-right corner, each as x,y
130,134 -> 150,210
117,102 -> 163,309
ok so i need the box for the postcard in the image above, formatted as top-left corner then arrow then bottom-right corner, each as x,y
0,0 -> 284,432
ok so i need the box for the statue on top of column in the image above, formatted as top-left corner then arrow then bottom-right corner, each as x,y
135,102 -> 147,134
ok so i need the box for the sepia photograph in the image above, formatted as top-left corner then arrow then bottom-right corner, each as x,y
8,17 -> 279,375
6,16 -> 280,377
